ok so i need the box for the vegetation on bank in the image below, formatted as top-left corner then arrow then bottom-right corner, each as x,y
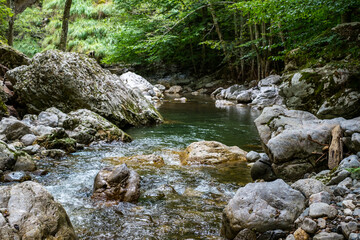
1,0 -> 359,81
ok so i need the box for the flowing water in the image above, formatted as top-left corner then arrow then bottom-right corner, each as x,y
35,95 -> 261,239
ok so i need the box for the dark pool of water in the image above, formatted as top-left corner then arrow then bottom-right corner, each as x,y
36,95 -> 261,239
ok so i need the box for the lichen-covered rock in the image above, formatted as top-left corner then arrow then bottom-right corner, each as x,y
0,44 -> 30,69
6,50 -> 162,128
221,179 -> 306,239
63,109 -> 132,144
280,67 -> 360,119
92,164 -> 140,204
0,181 -> 76,239
180,141 -> 247,165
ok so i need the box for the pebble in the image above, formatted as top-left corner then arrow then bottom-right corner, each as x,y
341,221 -> 358,239
317,218 -> 326,229
344,208 -> 353,216
313,232 -> 344,240
301,218 -> 317,234
294,227 -> 310,240
309,203 -> 338,219
343,200 -> 356,210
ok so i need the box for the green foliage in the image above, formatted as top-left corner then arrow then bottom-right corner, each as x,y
0,0 -> 12,42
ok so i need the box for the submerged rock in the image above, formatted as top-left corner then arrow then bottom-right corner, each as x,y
180,141 -> 247,165
92,164 -> 140,204
6,50 -> 162,127
0,181 -> 76,239
103,154 -> 165,168
222,179 -> 306,239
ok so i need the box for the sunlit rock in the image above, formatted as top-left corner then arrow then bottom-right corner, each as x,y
180,141 -> 247,165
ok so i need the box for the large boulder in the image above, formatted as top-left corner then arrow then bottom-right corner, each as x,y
119,71 -> 163,99
180,141 -> 247,165
92,164 -> 140,204
6,50 -> 162,128
0,44 -> 30,70
0,181 -> 76,239
222,179 -> 306,239
63,109 -> 132,144
254,105 -> 360,180
280,67 -> 360,119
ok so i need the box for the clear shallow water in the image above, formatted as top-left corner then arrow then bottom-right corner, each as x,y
35,95 -> 261,239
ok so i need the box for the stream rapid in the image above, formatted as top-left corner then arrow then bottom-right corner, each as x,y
35,95 -> 261,239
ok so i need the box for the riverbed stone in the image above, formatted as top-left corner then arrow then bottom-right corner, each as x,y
180,141 -> 247,165
301,218 -> 318,234
92,164 -> 140,204
309,202 -> 338,219
233,228 -> 257,240
291,179 -> 329,199
103,154 -> 165,168
313,232 -> 344,240
294,227 -> 310,240
327,170 -> 351,186
6,50 -> 162,128
309,191 -> 331,205
246,151 -> 261,162
13,153 -> 36,171
0,140 -> 16,171
165,85 -> 182,94
257,229 -> 287,240
22,144 -> 41,155
250,158 -> 277,181
222,179 -> 305,239
0,117 -> 32,141
20,133 -> 37,146
3,171 -> 31,182
341,221 -> 358,239
339,155 -> 360,170
0,181 -> 76,239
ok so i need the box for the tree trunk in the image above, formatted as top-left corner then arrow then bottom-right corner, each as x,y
328,125 -> 343,170
59,0 -> 73,51
341,10 -> 352,23
239,13 -> 245,81
254,24 -> 261,81
7,0 -> 15,46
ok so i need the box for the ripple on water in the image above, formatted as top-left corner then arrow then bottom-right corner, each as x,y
36,96 -> 260,239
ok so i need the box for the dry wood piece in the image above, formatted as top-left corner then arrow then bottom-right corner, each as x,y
328,125 -> 343,169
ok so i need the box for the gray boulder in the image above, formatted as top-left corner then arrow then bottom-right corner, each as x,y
309,202 -> 338,218
6,50 -> 162,128
92,164 -> 140,204
0,117 -> 32,141
0,181 -> 76,239
246,151 -> 261,162
339,155 -> 360,170
63,109 -> 132,144
222,179 -> 305,239
258,75 -> 281,87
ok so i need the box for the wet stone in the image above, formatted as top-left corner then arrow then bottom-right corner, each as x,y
3,171 -> 31,182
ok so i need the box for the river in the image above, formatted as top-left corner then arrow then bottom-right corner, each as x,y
35,95 -> 261,239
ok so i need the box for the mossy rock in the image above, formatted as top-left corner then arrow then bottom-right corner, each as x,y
0,44 -> 30,69
35,129 -> 76,153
